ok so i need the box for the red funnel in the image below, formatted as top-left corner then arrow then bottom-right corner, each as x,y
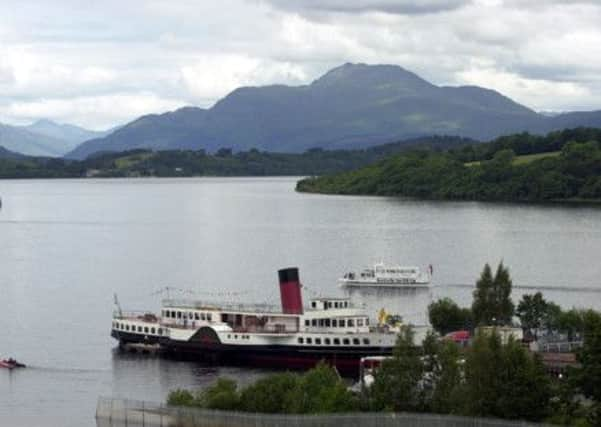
278,268 -> 303,315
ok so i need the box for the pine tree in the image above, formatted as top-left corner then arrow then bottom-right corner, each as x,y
472,262 -> 514,326
493,262 -> 514,325
472,263 -> 493,326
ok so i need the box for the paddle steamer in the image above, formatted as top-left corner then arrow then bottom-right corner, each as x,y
111,267 -> 427,372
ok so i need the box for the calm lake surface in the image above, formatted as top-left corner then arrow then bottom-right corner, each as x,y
1,177 -> 600,427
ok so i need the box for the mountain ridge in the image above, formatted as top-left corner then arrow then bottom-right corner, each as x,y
58,62 -> 601,159
0,119 -> 114,157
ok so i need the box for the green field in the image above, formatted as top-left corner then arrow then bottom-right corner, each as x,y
465,151 -> 560,167
114,152 -> 154,169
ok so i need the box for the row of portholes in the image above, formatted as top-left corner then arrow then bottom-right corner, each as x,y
113,321 -> 162,335
297,336 -> 370,346
226,334 -> 251,340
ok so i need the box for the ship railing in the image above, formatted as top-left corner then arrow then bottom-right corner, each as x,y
162,299 -> 283,314
113,310 -> 160,323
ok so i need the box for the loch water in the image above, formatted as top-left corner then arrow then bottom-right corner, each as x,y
1,177 -> 600,427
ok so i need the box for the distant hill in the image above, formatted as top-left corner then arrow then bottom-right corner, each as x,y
0,145 -> 25,159
65,63 -> 601,159
0,122 -> 66,157
0,119 -> 114,157
23,119 -> 112,152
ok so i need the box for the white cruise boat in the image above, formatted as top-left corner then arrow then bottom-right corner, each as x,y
339,262 -> 432,288
111,267 -> 428,373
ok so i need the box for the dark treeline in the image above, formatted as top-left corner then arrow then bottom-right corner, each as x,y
0,135 -> 471,179
297,128 -> 601,202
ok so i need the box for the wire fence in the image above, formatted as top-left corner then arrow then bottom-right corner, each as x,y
96,397 -> 553,427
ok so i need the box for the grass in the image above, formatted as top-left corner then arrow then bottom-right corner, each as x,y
114,152 -> 154,169
465,151 -> 561,167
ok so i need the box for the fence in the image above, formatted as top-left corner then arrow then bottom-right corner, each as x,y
96,397 -> 553,427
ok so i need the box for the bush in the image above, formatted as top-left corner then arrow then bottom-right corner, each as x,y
167,389 -> 196,407
240,373 -> 299,413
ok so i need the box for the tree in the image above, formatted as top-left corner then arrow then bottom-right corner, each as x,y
462,331 -> 551,421
167,389 -> 195,407
369,327 -> 424,412
240,373 -> 299,413
517,292 -> 548,338
575,310 -> 601,402
428,298 -> 473,335
472,264 -> 494,326
283,362 -> 356,414
472,262 -> 514,326
198,377 -> 240,410
430,340 -> 462,414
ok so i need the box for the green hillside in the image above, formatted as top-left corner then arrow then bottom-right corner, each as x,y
296,128 -> 601,203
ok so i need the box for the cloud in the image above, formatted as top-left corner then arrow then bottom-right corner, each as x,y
456,66 -> 592,111
0,93 -> 187,130
259,0 -> 471,15
179,55 -> 307,101
1,0 -> 601,128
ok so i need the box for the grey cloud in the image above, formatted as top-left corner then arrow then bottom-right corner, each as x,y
259,0 -> 471,15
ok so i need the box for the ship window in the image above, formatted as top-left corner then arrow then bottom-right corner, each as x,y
311,319 -> 317,327
311,302 -> 316,308
207,313 -> 212,321
125,325 -> 130,331
307,338 -> 312,344
234,335 -> 238,339
201,313 -> 206,321
298,337 -> 304,344
348,319 -> 354,327
176,311 -> 182,319
365,319 -> 369,326
332,319 -> 337,327
353,338 -> 360,345
138,326 -> 143,332
324,338 -> 331,345
325,319 -> 331,327
334,302 -> 339,308
151,327 -> 156,334
188,312 -> 193,319
333,338 -> 340,345
158,328 -> 162,335
195,313 -> 200,320
357,319 -> 364,327
340,320 -> 346,328
319,319 -> 324,327
144,327 -> 149,333
363,338 -> 370,345
305,320 -> 310,327
345,302 -> 348,308
315,338 -> 321,345
171,311 -> 176,318
343,338 -> 350,345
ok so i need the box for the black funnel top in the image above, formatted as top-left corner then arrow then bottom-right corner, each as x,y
278,267 -> 299,283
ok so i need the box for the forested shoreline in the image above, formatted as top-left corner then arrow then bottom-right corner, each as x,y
0,136 -> 470,179
296,128 -> 601,203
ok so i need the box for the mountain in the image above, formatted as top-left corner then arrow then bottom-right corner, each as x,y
66,63 -> 601,159
24,119 -> 112,145
0,119 -> 114,157
0,122 -> 66,157
21,119 -> 112,154
0,145 -> 25,159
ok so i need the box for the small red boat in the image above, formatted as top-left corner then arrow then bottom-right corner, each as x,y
0,358 -> 26,369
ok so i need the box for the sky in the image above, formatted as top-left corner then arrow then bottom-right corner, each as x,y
1,0 -> 601,130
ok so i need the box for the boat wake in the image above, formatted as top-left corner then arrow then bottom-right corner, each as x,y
436,283 -> 601,293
